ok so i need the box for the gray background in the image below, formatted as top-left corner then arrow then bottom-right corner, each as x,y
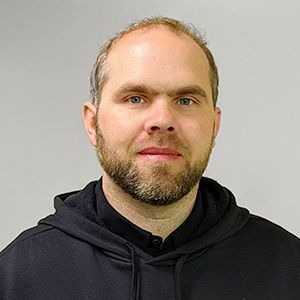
1,0 -> 299,251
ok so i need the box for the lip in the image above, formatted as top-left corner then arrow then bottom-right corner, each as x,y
137,147 -> 182,161
138,147 -> 181,155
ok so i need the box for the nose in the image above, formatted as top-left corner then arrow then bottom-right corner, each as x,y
144,99 -> 177,134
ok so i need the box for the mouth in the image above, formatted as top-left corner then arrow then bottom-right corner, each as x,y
137,147 -> 182,162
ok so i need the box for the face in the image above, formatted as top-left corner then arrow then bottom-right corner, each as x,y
84,27 -> 221,206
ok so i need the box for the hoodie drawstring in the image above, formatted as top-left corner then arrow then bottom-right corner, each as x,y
174,254 -> 188,300
128,246 -> 139,300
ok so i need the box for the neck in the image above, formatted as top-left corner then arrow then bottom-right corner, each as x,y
101,173 -> 199,240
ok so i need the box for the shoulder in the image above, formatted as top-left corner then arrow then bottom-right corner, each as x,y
246,214 -> 299,245
230,213 -> 300,260
1,224 -> 53,257
0,223 -> 72,267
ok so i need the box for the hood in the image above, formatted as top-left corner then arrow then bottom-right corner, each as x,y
39,177 -> 249,262
39,177 -> 250,300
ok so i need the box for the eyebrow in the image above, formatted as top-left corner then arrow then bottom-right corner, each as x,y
112,83 -> 208,100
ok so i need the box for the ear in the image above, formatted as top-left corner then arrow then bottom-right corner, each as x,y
213,107 -> 221,140
82,101 -> 97,147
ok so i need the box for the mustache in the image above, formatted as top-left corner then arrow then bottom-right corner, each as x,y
131,134 -> 190,156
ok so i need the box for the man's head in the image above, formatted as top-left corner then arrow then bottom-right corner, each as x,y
83,17 -> 221,206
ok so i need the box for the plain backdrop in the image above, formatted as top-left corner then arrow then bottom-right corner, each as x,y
1,0 -> 299,251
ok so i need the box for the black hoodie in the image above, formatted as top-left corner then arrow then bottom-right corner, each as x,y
0,177 -> 299,299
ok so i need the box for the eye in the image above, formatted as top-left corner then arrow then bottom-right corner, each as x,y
178,97 -> 193,106
128,96 -> 144,104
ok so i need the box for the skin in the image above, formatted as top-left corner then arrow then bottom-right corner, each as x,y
83,26 -> 221,239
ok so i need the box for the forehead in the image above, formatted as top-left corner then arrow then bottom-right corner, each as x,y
108,26 -> 209,69
104,26 -> 211,98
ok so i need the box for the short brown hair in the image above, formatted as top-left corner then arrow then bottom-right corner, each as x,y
90,16 -> 219,107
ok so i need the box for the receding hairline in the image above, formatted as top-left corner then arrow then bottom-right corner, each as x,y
107,24 -> 207,60
104,25 -> 211,91
113,22 -> 198,44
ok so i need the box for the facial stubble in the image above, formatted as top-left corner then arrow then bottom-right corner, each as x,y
95,121 -> 214,206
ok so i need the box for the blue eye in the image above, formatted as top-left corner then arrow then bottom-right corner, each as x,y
128,96 -> 143,104
179,98 -> 193,106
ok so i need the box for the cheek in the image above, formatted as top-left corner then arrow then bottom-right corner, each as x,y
181,117 -> 215,144
98,111 -> 142,149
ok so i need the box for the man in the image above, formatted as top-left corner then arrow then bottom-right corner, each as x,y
0,17 -> 299,299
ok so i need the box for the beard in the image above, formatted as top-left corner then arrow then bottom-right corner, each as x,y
95,123 -> 214,206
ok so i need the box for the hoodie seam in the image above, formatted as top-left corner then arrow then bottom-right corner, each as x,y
248,214 -> 300,241
0,226 -> 55,259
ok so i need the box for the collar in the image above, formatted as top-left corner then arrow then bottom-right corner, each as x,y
95,178 -> 204,256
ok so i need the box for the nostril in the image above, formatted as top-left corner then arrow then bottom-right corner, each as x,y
150,126 -> 160,131
149,125 -> 175,132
